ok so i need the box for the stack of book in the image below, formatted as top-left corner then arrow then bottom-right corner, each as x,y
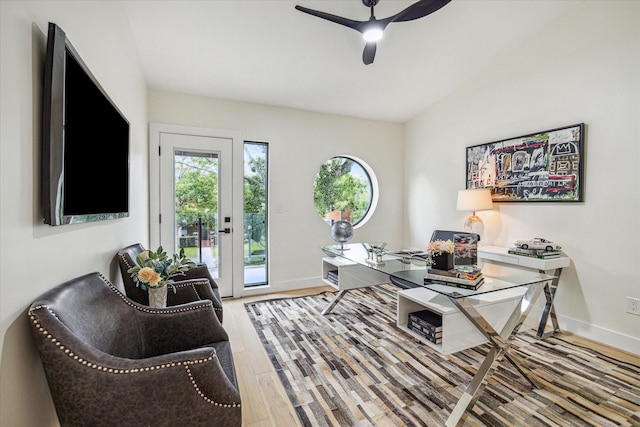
407,309 -> 442,344
424,266 -> 484,290
508,247 -> 562,259
326,270 -> 339,286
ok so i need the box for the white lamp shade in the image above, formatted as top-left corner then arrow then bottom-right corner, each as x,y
456,189 -> 493,212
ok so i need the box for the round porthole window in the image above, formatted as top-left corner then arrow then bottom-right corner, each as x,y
313,156 -> 378,228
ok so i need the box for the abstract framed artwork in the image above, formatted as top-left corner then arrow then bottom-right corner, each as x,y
465,123 -> 585,202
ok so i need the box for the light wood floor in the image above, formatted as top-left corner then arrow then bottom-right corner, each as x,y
223,285 -> 333,427
222,286 -> 640,427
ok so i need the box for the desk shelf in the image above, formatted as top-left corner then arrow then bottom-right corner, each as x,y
322,256 -> 389,291
397,286 -> 526,355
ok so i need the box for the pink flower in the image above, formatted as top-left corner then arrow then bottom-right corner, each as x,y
427,239 -> 454,254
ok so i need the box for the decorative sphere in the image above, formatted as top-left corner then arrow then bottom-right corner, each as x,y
330,220 -> 353,244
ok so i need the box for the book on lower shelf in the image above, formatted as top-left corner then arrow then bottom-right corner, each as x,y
407,319 -> 443,336
407,309 -> 443,344
508,247 -> 562,259
407,321 -> 442,344
408,309 -> 442,331
326,270 -> 339,285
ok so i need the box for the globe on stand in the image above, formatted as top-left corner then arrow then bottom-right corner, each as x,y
330,220 -> 353,251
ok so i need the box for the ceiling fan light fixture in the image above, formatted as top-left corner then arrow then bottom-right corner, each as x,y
295,0 -> 452,64
363,27 -> 383,42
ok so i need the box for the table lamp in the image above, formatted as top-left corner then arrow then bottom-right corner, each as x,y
456,189 -> 493,232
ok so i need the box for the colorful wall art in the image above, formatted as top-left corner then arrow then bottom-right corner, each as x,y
465,123 -> 585,202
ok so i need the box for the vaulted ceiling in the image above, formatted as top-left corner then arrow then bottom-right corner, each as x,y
123,0 -> 582,123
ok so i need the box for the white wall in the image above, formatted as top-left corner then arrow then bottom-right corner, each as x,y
148,90 -> 405,296
0,2 -> 148,426
404,1 -> 640,354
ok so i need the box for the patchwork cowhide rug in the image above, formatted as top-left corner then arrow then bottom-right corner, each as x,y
245,284 -> 640,427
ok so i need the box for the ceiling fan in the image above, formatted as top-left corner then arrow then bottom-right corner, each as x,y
294,0 -> 451,65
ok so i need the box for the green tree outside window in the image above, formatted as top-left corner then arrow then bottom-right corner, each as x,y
313,157 -> 372,225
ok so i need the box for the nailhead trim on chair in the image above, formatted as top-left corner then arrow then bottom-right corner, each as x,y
174,280 -> 223,312
97,273 -> 213,314
28,309 -> 216,373
28,284 -> 240,408
28,311 -> 239,407
186,366 -> 241,408
119,252 -> 134,269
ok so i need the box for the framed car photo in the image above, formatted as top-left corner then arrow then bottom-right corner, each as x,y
465,123 -> 585,202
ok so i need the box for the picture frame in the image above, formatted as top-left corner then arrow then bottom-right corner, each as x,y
465,123 -> 585,202
453,233 -> 478,266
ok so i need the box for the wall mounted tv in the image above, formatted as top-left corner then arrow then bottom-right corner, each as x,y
42,22 -> 129,226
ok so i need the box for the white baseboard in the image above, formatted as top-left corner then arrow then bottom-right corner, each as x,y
237,277 -> 324,298
558,314 -> 640,355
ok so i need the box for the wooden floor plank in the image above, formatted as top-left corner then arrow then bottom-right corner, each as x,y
224,287 -> 330,427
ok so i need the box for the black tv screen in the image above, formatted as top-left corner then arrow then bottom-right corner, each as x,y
42,22 -> 129,226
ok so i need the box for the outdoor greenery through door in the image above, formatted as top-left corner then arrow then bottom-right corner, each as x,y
243,142 -> 268,286
172,141 -> 268,288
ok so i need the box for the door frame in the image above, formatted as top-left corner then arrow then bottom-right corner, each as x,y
149,123 -> 245,298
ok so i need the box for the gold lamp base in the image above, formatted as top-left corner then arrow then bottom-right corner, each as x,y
464,212 -> 483,232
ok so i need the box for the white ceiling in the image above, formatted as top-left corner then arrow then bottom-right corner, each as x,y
123,0 -> 582,123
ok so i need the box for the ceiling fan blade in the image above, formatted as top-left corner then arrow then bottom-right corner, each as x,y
362,42 -> 377,65
391,0 -> 451,23
295,0 -> 452,65
295,5 -> 364,32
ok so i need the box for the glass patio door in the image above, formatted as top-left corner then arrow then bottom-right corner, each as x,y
158,132 -> 234,297
243,142 -> 268,287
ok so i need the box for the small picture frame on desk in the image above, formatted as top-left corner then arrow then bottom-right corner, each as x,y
454,233 -> 478,266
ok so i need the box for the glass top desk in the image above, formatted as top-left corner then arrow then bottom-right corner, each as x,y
322,243 -> 555,427
321,242 -> 554,299
320,243 -> 427,313
322,242 -> 429,272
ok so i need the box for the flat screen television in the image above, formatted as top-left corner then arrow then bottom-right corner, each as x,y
42,22 -> 129,226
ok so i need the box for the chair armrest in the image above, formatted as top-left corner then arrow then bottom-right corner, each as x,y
181,264 -> 220,289
169,273 -> 224,323
99,348 -> 241,420
167,276 -> 222,322
134,300 -> 229,357
186,347 -> 242,405
32,336 -> 240,425
168,278 -> 223,316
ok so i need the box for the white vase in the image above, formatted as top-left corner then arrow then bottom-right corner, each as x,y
148,286 -> 167,308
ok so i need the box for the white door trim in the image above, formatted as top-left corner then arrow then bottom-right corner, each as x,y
149,123 -> 244,298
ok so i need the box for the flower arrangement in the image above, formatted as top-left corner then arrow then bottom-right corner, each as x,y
127,246 -> 195,291
427,239 -> 454,255
426,239 -> 455,267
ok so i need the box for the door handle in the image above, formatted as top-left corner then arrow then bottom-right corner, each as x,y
218,228 -> 231,234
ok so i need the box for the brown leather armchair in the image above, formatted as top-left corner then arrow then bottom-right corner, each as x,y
28,272 -> 241,426
118,243 -> 223,322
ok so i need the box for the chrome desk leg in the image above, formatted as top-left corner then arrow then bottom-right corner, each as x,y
445,281 -> 547,427
372,284 -> 396,299
321,290 -> 348,315
536,268 -> 562,338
